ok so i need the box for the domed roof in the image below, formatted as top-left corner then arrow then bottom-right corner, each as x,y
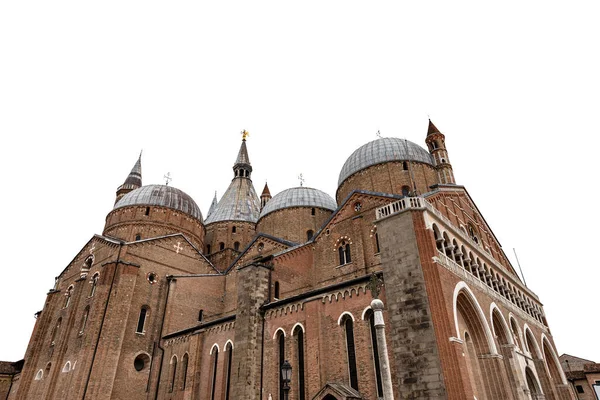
259,187 -> 337,219
114,185 -> 203,222
338,137 -> 434,186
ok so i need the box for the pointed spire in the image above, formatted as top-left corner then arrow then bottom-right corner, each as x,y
260,182 -> 272,210
207,191 -> 218,217
233,134 -> 253,179
427,119 -> 441,136
115,152 -> 143,204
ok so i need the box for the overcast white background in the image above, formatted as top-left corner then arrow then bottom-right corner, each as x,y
1,1 -> 598,364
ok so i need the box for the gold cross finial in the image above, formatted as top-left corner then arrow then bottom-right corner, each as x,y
241,130 -> 249,141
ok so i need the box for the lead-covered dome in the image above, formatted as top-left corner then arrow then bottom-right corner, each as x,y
338,137 -> 434,187
259,187 -> 337,220
114,185 -> 203,222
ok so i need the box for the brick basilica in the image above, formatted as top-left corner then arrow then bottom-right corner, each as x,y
1,122 -> 575,400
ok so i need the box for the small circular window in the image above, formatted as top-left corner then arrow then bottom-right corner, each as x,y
134,354 -> 150,371
147,273 -> 158,284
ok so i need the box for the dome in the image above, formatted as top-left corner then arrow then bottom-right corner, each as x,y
338,137 -> 434,186
259,187 -> 337,219
114,185 -> 203,222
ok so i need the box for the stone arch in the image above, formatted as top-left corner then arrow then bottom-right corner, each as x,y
337,311 -> 355,326
541,335 -> 567,385
210,343 -> 219,355
490,304 -> 512,345
523,325 -> 542,359
525,366 -> 544,399
62,361 -> 71,373
224,339 -> 234,350
291,322 -> 305,334
452,282 -> 497,354
361,306 -> 372,320
272,327 -> 286,340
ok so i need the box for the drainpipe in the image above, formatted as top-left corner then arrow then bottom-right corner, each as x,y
82,242 -> 124,400
153,275 -> 174,400
371,299 -> 394,400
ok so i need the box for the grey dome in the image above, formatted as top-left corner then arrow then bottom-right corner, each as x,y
338,137 -> 434,186
114,185 -> 203,222
259,187 -> 337,219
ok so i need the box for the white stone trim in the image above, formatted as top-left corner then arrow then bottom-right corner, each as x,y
490,303 -> 514,345
210,343 -> 219,355
541,333 -> 568,384
291,322 -> 305,335
224,339 -> 234,350
273,327 -> 286,340
337,311 -> 355,326
361,306 -> 372,320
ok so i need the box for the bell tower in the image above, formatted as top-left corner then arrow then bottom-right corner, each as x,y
425,120 -> 455,184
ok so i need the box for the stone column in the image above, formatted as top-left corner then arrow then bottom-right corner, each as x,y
371,299 -> 395,400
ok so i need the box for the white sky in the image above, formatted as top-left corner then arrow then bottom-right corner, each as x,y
1,1 -> 598,364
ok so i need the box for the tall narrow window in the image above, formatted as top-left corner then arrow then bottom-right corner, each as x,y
136,307 -> 148,334
367,311 -> 384,397
311,208 -> 316,216
206,245 -> 211,255
219,242 -> 225,251
234,242 -> 240,251
89,273 -> 99,297
64,285 -> 74,308
232,226 -> 237,233
145,207 -> 150,216
198,309 -> 204,322
402,161 -> 408,170
79,306 -> 90,334
50,318 -> 62,346
224,343 -> 233,400
307,230 -> 314,241
274,281 -> 280,299
181,353 -> 189,390
343,316 -> 358,391
294,327 -> 306,400
278,332 -> 285,400
210,348 -> 219,400
169,356 -> 178,392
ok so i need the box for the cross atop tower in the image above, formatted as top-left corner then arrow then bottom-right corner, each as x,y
164,172 -> 172,186
298,173 -> 305,187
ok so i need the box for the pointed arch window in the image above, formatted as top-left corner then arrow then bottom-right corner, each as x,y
210,347 -> 219,400
293,326 -> 306,400
64,285 -> 74,308
224,342 -> 233,400
136,306 -> 148,334
274,281 -> 280,299
338,241 -> 351,265
342,315 -> 359,390
278,331 -> 286,400
169,356 -> 178,393
181,353 -> 189,390
89,273 -> 99,297
50,318 -> 62,347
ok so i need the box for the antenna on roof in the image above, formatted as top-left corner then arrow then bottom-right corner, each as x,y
298,173 -> 305,187
513,248 -> 527,287
164,172 -> 172,186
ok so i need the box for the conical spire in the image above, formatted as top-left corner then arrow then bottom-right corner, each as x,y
260,182 -> 272,210
427,119 -> 441,136
115,152 -> 143,204
261,182 -> 271,197
233,135 -> 253,179
207,191 -> 218,217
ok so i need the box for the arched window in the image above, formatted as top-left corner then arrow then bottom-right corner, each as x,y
145,207 -> 150,216
342,315 -> 359,390
34,370 -> 43,380
224,342 -> 233,400
64,285 -> 74,308
278,331 -> 286,400
181,353 -> 189,390
338,241 -> 351,265
219,242 -> 225,251
135,233 -> 141,241
136,307 -> 148,334
89,273 -> 99,297
210,347 -> 219,400
206,244 -> 211,255
169,356 -> 178,392
274,281 -> 280,299
198,309 -> 204,322
402,161 -> 408,171
232,226 -> 237,233
366,310 -> 383,397
468,223 -> 479,244
79,306 -> 90,334
311,208 -> 316,216
62,361 -> 71,373
401,185 -> 410,196
293,326 -> 306,400
234,242 -> 240,251
307,230 -> 314,241
51,318 -> 62,346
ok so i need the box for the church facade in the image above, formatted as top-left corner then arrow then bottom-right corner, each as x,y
3,122 -> 574,399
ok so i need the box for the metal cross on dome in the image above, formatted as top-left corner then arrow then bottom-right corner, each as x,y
298,173 -> 305,187
376,130 -> 382,138
164,172 -> 172,186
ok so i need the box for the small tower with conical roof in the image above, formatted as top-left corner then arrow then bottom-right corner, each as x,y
425,120 -> 456,184
260,183 -> 271,210
207,191 -> 218,218
115,153 -> 142,204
